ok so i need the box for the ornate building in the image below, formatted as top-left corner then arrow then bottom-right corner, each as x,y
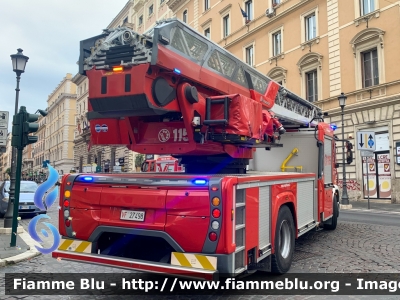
45,73 -> 77,175
165,0 -> 400,202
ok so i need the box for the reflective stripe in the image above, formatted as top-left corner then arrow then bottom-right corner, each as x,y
58,239 -> 74,251
58,239 -> 91,253
171,252 -> 217,271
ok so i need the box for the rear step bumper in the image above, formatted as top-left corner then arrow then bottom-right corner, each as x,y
52,250 -> 218,281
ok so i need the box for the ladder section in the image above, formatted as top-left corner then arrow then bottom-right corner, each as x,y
272,88 -> 322,125
234,188 -> 246,274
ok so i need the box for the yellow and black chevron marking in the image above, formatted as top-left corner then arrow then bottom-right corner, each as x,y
58,239 -> 91,253
171,252 -> 217,271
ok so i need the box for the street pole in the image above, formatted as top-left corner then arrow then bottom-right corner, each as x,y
365,156 -> 370,209
3,74 -> 21,228
341,105 -> 349,205
11,145 -> 23,246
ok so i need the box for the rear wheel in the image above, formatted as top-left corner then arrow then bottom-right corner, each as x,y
324,196 -> 338,230
271,205 -> 295,274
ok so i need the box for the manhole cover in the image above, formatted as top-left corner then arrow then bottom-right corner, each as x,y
293,250 -> 320,262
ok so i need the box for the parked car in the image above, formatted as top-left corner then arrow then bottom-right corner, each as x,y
0,181 -> 46,217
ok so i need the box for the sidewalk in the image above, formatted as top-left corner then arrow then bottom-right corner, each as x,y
349,200 -> 400,212
0,226 -> 40,267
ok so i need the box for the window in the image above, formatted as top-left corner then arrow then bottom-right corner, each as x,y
245,46 -> 254,66
301,8 -> 319,44
183,10 -> 188,23
297,52 -> 322,102
306,70 -> 318,102
267,67 -> 287,87
305,13 -> 316,41
272,0 -> 280,6
204,28 -> 211,39
360,0 -> 374,15
245,0 -> 252,21
149,5 -> 153,16
204,0 -> 210,11
361,48 -> 379,88
139,15 -> 143,25
272,31 -> 281,56
160,0 -> 165,3
350,28 -> 385,90
223,15 -> 230,37
123,17 -> 128,24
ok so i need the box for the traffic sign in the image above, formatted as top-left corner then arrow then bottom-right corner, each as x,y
357,131 -> 375,151
0,128 -> 7,145
0,111 -> 9,129
361,150 -> 374,157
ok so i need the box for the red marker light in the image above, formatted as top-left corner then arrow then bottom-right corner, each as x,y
209,232 -> 217,241
65,220 -> 71,227
64,200 -> 69,207
212,209 -> 221,218
67,182 -> 71,186
211,187 -> 218,191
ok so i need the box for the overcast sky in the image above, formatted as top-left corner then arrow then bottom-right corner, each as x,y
0,0 -> 129,131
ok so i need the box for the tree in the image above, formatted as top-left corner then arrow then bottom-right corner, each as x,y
135,154 -> 145,168
5,168 -> 10,175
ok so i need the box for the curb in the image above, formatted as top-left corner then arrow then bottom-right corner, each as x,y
0,228 -> 41,267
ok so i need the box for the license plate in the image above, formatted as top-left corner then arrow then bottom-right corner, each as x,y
120,210 -> 145,221
19,205 -> 30,209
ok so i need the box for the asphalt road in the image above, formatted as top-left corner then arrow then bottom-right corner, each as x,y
339,209 -> 400,227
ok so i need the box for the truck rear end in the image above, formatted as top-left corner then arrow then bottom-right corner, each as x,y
52,173 -> 237,280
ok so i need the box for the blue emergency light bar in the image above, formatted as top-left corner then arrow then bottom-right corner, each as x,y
193,179 -> 207,185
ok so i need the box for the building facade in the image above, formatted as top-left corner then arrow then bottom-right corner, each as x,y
21,144 -> 33,180
165,0 -> 400,202
32,115 -> 47,182
45,73 -> 77,175
1,133 -> 12,181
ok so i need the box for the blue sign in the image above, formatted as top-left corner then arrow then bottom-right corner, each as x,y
28,164 -> 60,254
368,139 -> 374,148
95,124 -> 101,133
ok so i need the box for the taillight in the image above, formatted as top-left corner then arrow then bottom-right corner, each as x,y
212,209 -> 221,218
209,232 -> 217,241
65,220 -> 71,227
64,200 -> 69,207
212,197 -> 220,206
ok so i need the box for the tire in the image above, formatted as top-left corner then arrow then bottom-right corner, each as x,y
324,196 -> 338,230
271,205 -> 295,274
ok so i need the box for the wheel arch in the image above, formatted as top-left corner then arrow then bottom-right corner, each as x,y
271,194 -> 298,255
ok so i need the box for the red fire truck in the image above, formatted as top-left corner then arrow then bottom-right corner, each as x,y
52,19 -> 340,280
141,156 -> 184,172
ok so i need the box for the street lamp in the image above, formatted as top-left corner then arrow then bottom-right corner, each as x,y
338,92 -> 349,206
4,49 -> 29,228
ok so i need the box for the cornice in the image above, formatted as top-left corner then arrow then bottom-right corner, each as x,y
167,0 -> 186,11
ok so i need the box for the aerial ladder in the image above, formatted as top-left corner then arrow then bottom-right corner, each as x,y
79,18 -> 323,174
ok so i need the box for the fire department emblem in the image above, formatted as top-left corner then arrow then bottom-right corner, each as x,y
158,129 -> 170,142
